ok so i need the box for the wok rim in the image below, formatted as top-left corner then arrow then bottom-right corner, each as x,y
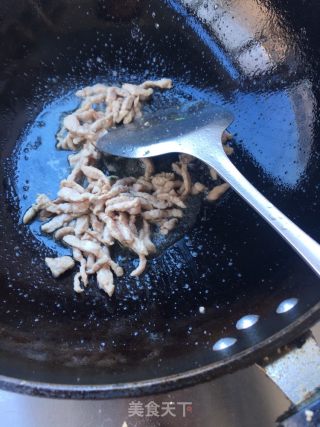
0,299 -> 319,399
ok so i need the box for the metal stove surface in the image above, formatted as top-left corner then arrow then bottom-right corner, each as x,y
2,323 -> 320,427
0,366 -> 289,427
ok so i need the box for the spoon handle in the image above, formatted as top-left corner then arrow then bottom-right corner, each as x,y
196,142 -> 320,277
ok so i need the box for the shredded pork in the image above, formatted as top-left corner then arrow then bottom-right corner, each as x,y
23,78 -> 233,296
45,256 -> 75,278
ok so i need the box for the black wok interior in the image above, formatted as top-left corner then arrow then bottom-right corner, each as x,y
0,0 -> 320,397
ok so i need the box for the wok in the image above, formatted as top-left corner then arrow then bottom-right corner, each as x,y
0,0 -> 320,404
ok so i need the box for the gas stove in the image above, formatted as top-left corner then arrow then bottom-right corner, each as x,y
1,324 -> 319,427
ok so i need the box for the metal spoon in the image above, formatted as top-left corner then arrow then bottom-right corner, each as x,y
97,102 -> 320,277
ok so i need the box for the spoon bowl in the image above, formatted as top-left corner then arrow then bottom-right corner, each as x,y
97,102 -> 234,158
97,101 -> 320,278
